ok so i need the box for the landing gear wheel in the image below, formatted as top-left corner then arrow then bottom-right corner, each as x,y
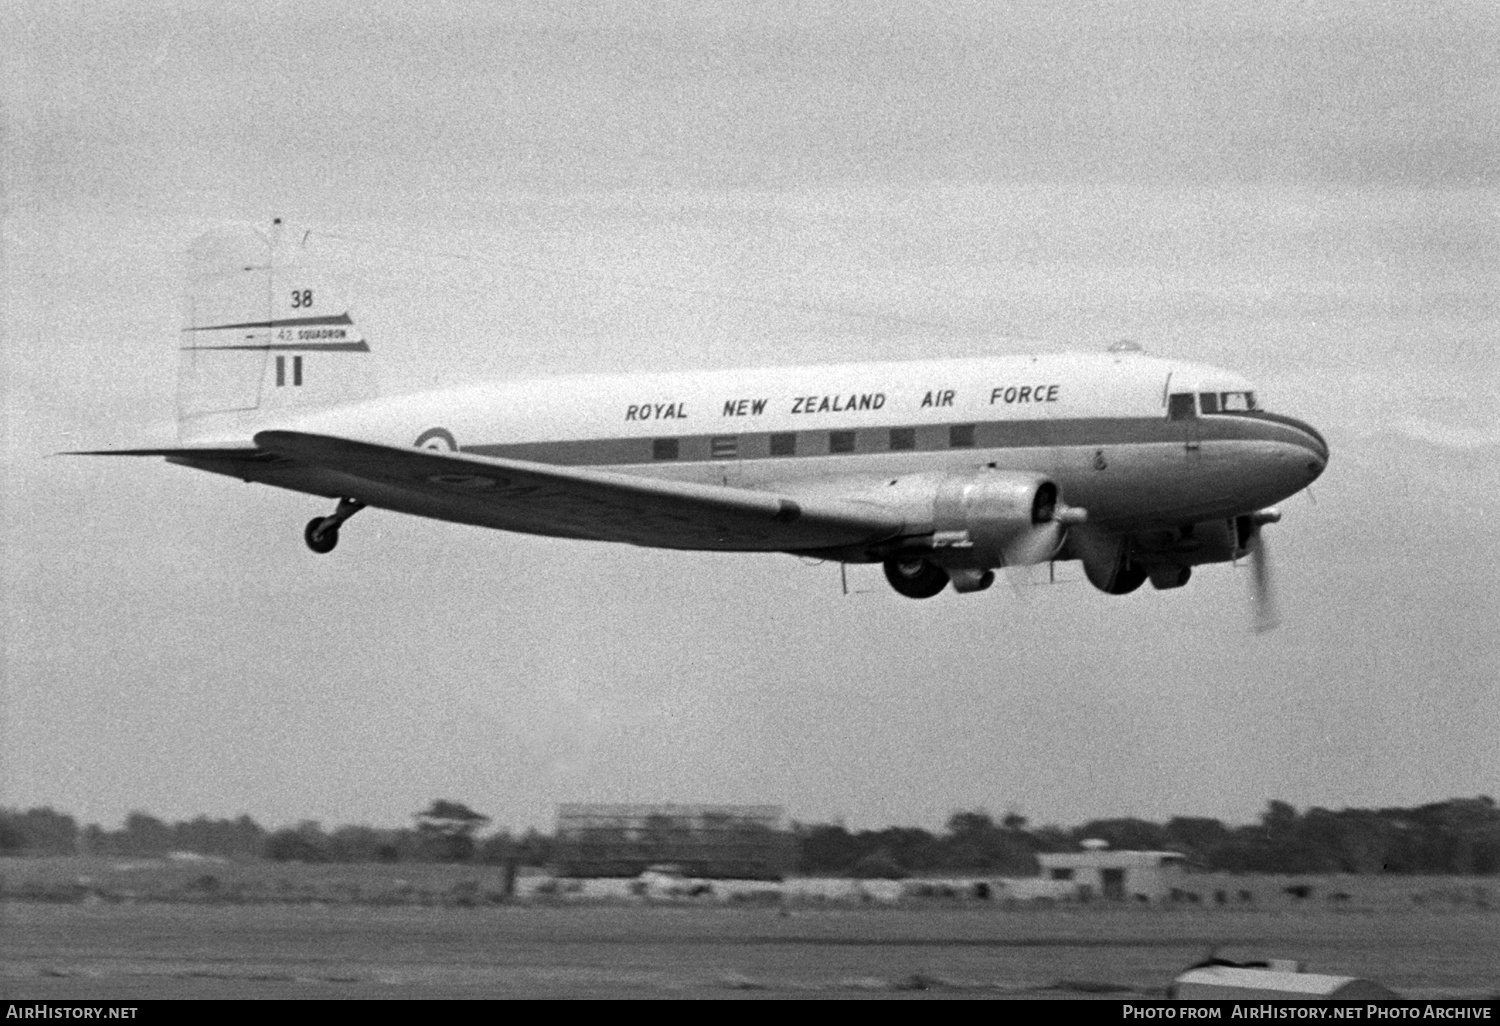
304,518 -> 339,554
883,557 -> 950,599
1107,563 -> 1147,594
302,498 -> 364,554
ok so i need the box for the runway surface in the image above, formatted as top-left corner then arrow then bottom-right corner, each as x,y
3,902 -> 1497,1000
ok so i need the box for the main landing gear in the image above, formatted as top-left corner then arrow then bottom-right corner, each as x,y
883,557 -> 951,599
304,497 -> 365,554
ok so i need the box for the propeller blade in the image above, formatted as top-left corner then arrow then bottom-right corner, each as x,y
1002,564 -> 1032,601
1003,502 -> 1083,568
1003,500 -> 1083,597
1004,520 -> 1064,568
1249,525 -> 1281,634
1002,525 -> 1062,564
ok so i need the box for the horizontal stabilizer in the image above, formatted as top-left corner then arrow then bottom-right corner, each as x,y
67,444 -> 262,458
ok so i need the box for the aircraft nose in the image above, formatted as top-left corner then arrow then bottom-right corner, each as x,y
1251,411 -> 1329,483
1286,415 -> 1329,480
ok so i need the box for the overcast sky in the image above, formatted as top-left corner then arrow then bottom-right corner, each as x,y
3,1 -> 1496,835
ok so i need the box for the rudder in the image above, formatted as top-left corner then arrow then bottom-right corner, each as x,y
178,222 -> 377,442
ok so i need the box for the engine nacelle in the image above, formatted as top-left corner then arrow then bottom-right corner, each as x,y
925,471 -> 1066,568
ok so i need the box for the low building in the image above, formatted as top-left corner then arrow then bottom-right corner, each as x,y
1036,849 -> 1187,901
554,804 -> 795,880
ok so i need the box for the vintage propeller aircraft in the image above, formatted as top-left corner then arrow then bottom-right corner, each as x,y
79,224 -> 1327,629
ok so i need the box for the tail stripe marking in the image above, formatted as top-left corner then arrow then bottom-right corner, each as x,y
183,312 -> 353,332
180,340 -> 369,353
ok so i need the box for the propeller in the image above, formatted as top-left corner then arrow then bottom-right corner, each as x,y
1001,503 -> 1087,595
1243,510 -> 1281,634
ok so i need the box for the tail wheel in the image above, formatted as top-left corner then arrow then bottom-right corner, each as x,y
304,518 -> 339,554
883,557 -> 950,599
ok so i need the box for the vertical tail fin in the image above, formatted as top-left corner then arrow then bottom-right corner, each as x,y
178,222 -> 377,442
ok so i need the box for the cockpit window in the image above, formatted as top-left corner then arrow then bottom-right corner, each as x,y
1200,391 -> 1258,414
1167,393 -> 1197,421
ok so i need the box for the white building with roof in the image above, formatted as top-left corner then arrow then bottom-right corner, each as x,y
1036,848 -> 1188,901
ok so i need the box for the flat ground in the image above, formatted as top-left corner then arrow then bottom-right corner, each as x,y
2,902 -> 1496,1000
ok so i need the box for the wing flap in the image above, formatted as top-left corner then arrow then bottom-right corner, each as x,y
252,430 -> 904,552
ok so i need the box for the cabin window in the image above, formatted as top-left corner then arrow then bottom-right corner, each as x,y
769,432 -> 797,457
889,427 -> 915,451
829,430 -> 856,454
652,438 -> 679,461
1199,392 -> 1219,414
1167,393 -> 1197,421
710,436 -> 738,459
949,424 -> 976,448
1050,868 -> 1075,881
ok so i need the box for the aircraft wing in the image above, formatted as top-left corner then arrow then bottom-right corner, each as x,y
251,430 -> 906,552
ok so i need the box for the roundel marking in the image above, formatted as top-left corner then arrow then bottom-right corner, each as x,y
414,427 -> 459,451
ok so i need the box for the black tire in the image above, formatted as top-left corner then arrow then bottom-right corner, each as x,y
304,518 -> 339,554
883,557 -> 950,599
1106,563 -> 1147,594
1081,535 -> 1147,595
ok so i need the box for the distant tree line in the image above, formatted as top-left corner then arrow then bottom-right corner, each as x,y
2,797 -> 1496,876
0,802 -> 554,867
794,798 -> 1500,877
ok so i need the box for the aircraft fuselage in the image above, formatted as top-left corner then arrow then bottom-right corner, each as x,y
216,350 -> 1325,545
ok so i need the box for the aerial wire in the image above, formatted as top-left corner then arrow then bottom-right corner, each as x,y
306,227 -> 1033,339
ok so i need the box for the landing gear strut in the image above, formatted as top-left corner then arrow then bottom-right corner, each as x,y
304,497 -> 365,554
